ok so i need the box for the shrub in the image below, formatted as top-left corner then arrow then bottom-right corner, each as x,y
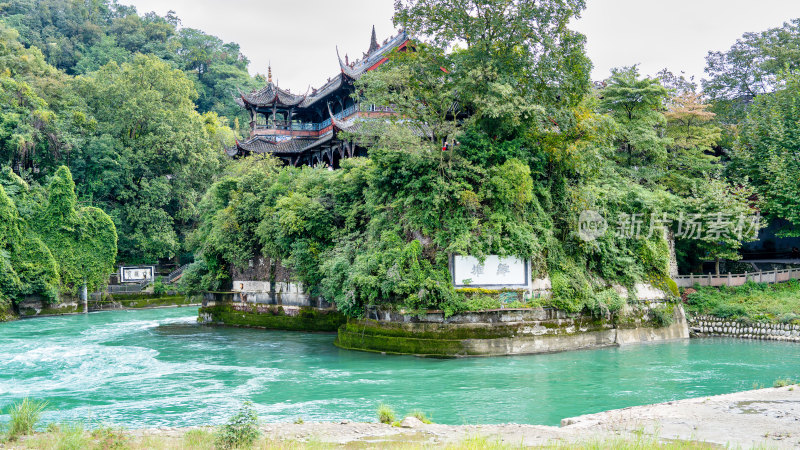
214,401 -> 261,449
774,379 -> 795,388
548,270 -> 590,313
587,288 -> 625,317
377,403 -> 395,424
463,295 -> 502,311
650,305 -> 675,327
152,278 -> 168,296
778,313 -> 799,324
6,398 -> 47,440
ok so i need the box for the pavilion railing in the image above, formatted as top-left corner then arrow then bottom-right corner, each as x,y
253,105 -> 395,133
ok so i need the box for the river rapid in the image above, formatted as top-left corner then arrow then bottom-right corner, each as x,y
1,307 -> 798,427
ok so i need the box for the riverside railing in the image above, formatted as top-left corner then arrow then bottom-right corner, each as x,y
674,268 -> 800,288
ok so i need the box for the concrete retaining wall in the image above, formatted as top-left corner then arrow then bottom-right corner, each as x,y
688,315 -> 800,342
198,302 -> 346,332
17,298 -> 82,317
337,303 -> 689,357
230,280 -> 331,308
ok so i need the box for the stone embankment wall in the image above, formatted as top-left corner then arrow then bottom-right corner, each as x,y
16,294 -> 199,317
336,302 -> 689,357
17,297 -> 82,317
198,302 -> 346,332
230,281 -> 332,309
89,293 -> 198,310
688,315 -> 800,342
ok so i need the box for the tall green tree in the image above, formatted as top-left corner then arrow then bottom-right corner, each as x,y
734,72 -> 800,236
661,91 -> 721,195
677,178 -> 757,274
600,66 -> 670,173
703,19 -> 800,127
391,0 -> 591,142
72,55 -> 232,262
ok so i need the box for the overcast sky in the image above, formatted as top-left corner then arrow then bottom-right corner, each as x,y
122,0 -> 800,90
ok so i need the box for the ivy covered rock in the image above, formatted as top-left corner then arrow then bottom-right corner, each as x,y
36,166 -> 117,295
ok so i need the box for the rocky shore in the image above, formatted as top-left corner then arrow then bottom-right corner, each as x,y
118,386 -> 800,448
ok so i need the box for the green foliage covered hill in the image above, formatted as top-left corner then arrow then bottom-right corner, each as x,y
186,0 -> 750,317
0,0 -> 253,262
1,0 -> 799,314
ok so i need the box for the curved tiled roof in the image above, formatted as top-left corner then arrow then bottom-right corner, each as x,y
240,83 -> 307,107
236,29 -> 409,111
338,30 -> 408,80
234,134 -> 335,155
299,75 -> 345,108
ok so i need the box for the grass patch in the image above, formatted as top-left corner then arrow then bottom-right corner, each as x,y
410,410 -> 433,424
5,398 -> 47,440
538,435 -> 716,449
377,403 -> 396,424
685,280 -> 800,322
773,378 -> 796,388
24,423 -> 88,450
182,428 -> 215,449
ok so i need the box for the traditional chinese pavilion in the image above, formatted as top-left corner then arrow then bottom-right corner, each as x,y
227,27 -> 408,167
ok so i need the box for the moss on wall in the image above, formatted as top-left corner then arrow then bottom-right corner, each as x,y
199,304 -> 346,332
335,327 -> 470,357
0,304 -> 16,322
337,304 -> 683,357
99,294 -> 195,309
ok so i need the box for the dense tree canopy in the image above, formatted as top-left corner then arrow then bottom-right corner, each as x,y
0,5 -> 240,263
0,165 -> 113,307
733,73 -> 800,236
0,0 -> 260,125
71,55 -> 232,261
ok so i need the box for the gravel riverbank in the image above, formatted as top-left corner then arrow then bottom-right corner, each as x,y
120,386 -> 800,448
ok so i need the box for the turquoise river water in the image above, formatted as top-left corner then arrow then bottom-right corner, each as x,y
1,307 -> 799,428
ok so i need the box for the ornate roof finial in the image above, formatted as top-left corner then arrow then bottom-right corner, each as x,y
268,63 -> 272,83
369,25 -> 379,54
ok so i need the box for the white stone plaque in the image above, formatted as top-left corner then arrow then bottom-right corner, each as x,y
120,266 -> 155,283
451,255 -> 529,288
